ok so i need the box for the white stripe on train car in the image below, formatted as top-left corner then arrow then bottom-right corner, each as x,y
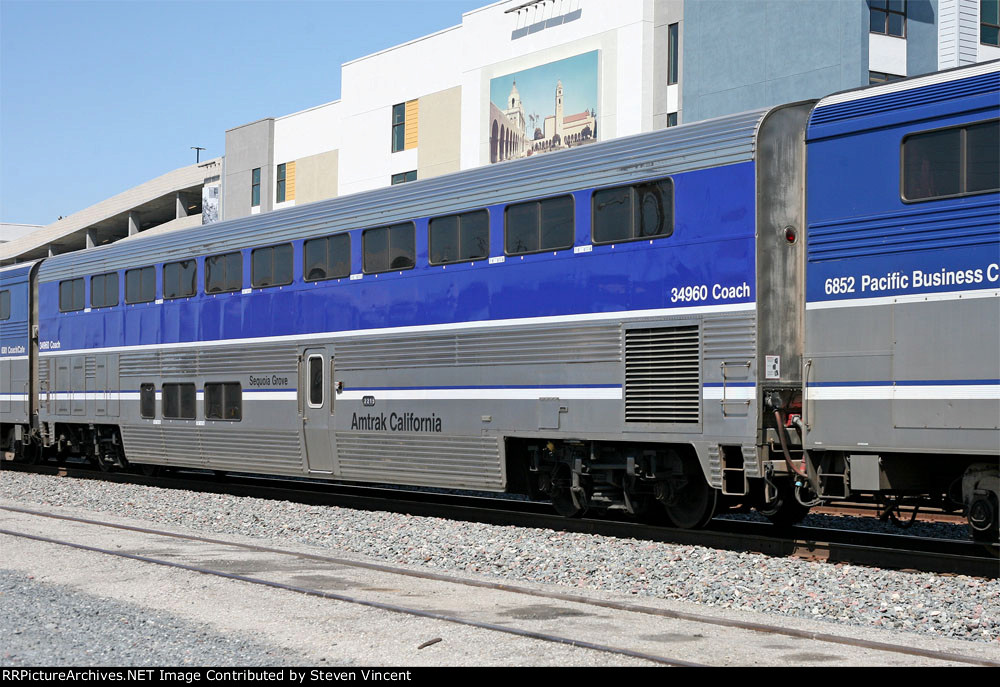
806,287 -> 999,310
806,384 -> 1000,400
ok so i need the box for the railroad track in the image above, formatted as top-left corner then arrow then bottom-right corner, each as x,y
3,460 -> 997,578
2,503 -> 997,667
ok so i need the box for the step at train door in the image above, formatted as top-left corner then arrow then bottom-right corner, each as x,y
301,346 -> 337,474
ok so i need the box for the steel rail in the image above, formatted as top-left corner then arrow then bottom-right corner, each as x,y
2,504 -> 997,667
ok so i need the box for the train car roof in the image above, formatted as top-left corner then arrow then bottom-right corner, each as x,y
38,107 -> 771,282
0,259 -> 39,280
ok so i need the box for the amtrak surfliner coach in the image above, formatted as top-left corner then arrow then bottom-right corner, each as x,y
1,62 -> 998,540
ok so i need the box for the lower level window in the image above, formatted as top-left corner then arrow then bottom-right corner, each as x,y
140,384 -> 155,419
162,383 -> 196,419
205,382 -> 242,421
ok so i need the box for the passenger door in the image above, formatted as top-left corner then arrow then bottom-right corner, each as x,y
301,347 -> 337,474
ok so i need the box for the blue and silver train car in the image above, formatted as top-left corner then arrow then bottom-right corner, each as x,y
803,61 -> 999,540
13,101 -> 815,529
0,261 -> 39,458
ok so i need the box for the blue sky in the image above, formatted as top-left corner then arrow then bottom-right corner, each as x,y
0,0 -> 485,225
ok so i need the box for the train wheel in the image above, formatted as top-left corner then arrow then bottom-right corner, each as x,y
549,464 -> 587,518
14,440 -> 42,465
656,452 -> 717,529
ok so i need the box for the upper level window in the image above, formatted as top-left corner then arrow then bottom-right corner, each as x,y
304,234 -> 351,281
163,259 -> 197,300
125,266 -> 156,304
251,243 -> 294,288
429,210 -> 489,265
505,195 -> 574,255
391,170 -> 417,185
667,23 -> 679,85
592,178 -> 674,245
392,103 -> 406,153
364,222 -> 415,273
90,272 -> 119,309
251,168 -> 261,207
0,290 -> 10,320
902,119 -> 999,201
205,251 -> 243,293
59,278 -> 85,312
870,0 -> 905,37
984,0 -> 1000,46
276,163 -> 287,203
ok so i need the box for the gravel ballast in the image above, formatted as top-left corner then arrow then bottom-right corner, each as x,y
2,472 -> 997,645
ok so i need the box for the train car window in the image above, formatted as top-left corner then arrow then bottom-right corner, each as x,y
162,383 -> 195,420
163,260 -> 197,300
593,178 -> 674,244
251,243 -> 294,288
0,290 -> 10,320
966,121 -> 1000,193
206,382 -> 242,421
59,278 -> 85,312
304,234 -> 351,281
429,210 -> 489,264
140,384 -> 155,419
90,272 -> 119,309
902,120 -> 999,201
125,266 -> 156,304
205,251 -> 243,293
308,355 -> 323,408
505,196 -> 575,255
363,222 -> 415,273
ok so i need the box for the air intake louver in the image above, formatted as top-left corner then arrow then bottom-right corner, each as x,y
625,325 -> 700,423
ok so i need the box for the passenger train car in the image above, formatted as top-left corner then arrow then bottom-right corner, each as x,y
2,62 -> 997,539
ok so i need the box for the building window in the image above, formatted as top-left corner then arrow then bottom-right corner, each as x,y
429,210 -> 490,265
139,384 -> 155,419
125,266 -> 156,304
392,103 -> 406,153
0,290 -> 10,320
869,71 -> 905,84
667,113 -> 678,127
870,0 -> 905,37
59,278 -> 85,312
667,23 -> 679,85
251,168 -> 261,207
163,259 -> 197,300
304,234 -> 351,281
504,195 -> 575,255
902,119 -> 999,201
593,178 -> 674,245
363,222 -> 416,273
391,170 -> 417,185
90,272 -> 119,309
205,382 -> 242,421
276,163 -> 286,203
984,0 -> 1000,46
162,383 -> 196,420
205,251 -> 243,294
251,243 -> 294,288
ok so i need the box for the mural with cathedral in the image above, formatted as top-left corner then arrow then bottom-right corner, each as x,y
487,51 -> 599,164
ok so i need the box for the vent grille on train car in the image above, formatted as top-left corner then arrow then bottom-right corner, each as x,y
624,325 -> 700,423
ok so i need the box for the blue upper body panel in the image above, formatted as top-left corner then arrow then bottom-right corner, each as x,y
37,162 -> 757,354
805,67 -> 1000,304
0,263 -> 33,358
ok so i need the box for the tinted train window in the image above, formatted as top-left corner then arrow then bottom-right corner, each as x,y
363,222 -> 415,273
304,234 -> 351,281
252,244 -> 294,288
205,251 -> 243,293
0,290 -> 10,320
902,119 -> 999,201
59,278 -> 85,312
592,177 -> 674,244
504,196 -> 574,255
308,356 -> 323,407
163,260 -> 197,300
162,383 -> 196,420
90,272 -> 119,309
429,210 -> 489,264
205,382 -> 242,421
140,384 -> 155,419
125,266 -> 156,304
